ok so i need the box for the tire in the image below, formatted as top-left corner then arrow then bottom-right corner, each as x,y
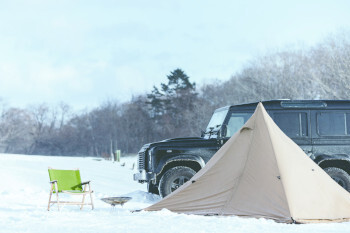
324,167 -> 350,192
147,182 -> 159,195
159,166 -> 196,198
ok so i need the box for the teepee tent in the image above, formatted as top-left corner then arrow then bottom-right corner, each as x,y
145,103 -> 350,223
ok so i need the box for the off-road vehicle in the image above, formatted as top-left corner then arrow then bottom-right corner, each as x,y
134,100 -> 350,197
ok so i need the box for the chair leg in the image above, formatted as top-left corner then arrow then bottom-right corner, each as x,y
89,183 -> 94,210
54,182 -> 60,211
90,192 -> 94,210
48,183 -> 53,211
80,194 -> 86,210
80,184 -> 88,210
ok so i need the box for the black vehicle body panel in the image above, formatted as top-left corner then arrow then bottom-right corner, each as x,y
134,100 -> 350,193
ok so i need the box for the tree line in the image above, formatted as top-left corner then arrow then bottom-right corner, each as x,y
1,31 -> 350,157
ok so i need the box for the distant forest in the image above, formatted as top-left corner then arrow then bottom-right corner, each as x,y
1,31 -> 350,157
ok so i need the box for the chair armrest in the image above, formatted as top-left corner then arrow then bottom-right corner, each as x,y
50,180 -> 57,183
81,181 -> 91,185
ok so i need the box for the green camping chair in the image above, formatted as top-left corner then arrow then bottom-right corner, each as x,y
47,167 -> 94,211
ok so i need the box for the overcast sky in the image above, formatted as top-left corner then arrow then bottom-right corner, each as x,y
1,0 -> 350,110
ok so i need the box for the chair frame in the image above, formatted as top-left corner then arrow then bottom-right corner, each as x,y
47,168 -> 94,211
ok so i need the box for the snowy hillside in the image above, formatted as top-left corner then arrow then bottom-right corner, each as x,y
1,154 -> 350,233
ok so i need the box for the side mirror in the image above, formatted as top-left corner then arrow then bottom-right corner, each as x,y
200,130 -> 205,137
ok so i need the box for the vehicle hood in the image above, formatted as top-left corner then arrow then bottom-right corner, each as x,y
141,137 -> 216,151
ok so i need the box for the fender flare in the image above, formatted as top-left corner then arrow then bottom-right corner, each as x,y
315,154 -> 350,174
314,154 -> 350,165
156,154 -> 205,179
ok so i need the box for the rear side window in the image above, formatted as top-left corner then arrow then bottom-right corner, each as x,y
273,112 -> 308,137
317,112 -> 350,136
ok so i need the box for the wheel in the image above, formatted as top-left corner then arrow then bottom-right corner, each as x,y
158,166 -> 196,198
147,182 -> 159,195
324,167 -> 350,192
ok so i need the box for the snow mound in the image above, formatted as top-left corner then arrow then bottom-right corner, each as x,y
124,190 -> 161,204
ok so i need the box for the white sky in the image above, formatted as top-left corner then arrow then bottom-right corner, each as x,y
1,0 -> 350,110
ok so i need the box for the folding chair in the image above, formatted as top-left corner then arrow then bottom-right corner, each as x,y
47,167 -> 94,211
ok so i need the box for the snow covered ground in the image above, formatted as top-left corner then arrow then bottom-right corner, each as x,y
1,154 -> 350,233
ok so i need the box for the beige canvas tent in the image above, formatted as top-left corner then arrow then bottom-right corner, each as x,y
145,103 -> 350,223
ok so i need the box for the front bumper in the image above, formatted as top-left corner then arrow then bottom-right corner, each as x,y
133,169 -> 156,183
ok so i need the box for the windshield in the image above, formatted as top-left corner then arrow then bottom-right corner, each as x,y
206,108 -> 229,132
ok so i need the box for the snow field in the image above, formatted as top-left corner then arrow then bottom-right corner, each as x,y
1,153 -> 350,233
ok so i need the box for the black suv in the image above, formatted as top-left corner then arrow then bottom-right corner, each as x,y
134,100 -> 350,197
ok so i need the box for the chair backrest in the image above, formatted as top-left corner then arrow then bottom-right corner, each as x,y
48,168 -> 83,192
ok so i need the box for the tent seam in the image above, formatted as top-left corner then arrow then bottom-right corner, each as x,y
263,107 -> 292,219
219,106 -> 258,215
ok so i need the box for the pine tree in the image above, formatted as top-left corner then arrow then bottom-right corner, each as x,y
147,68 -> 198,136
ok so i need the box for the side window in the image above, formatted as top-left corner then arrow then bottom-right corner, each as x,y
226,113 -> 252,137
317,112 -> 350,136
273,112 -> 308,137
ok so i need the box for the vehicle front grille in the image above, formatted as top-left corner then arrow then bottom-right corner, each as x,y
138,151 -> 146,170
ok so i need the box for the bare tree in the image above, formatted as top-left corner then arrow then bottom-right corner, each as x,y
0,107 -> 33,153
